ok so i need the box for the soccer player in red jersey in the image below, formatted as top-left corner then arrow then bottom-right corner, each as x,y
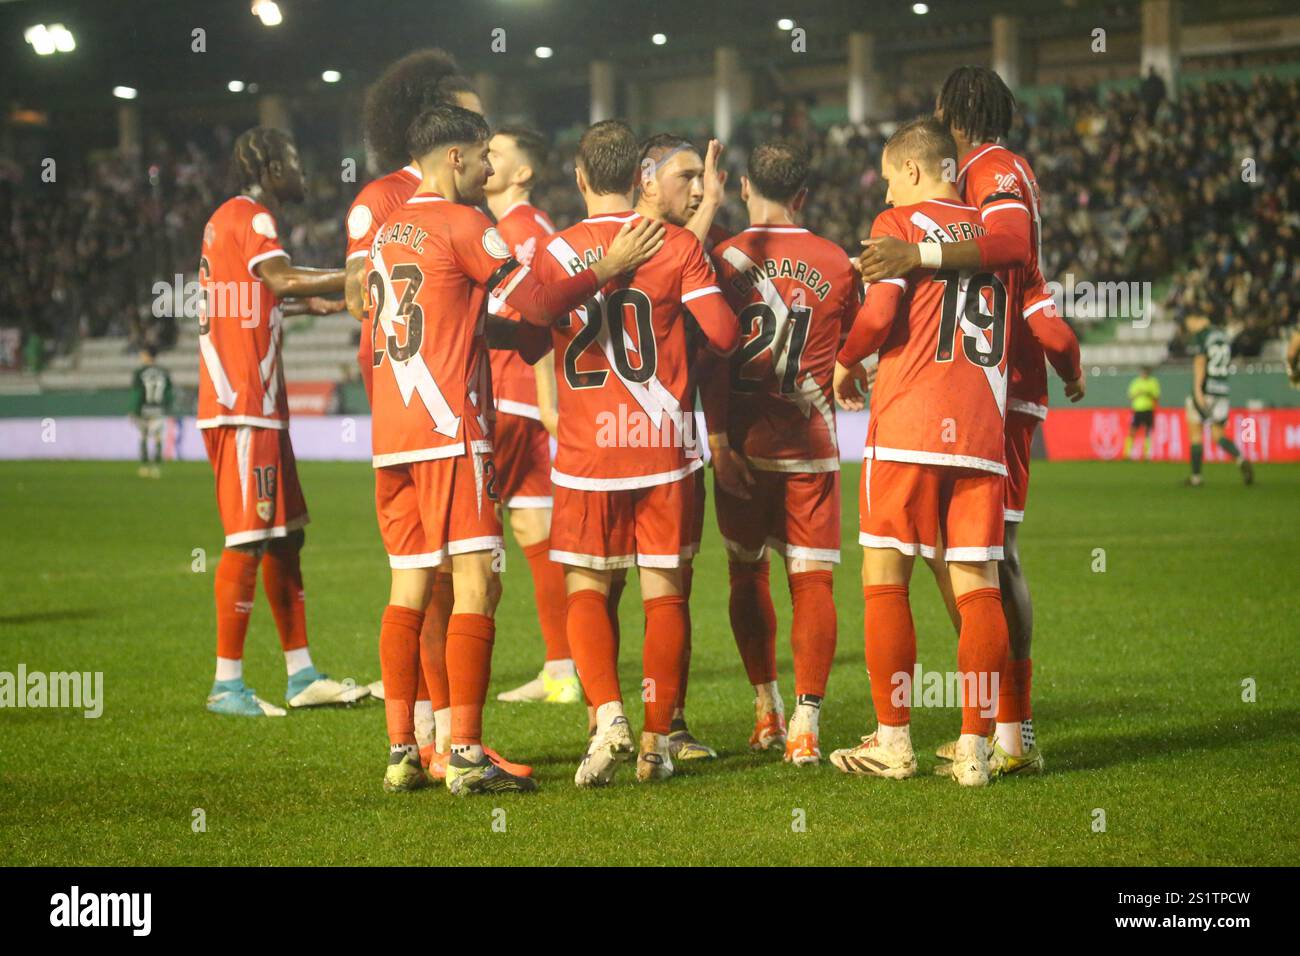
830,118 -> 1012,787
481,127 -> 582,707
343,49 -> 480,769
200,128 -> 367,717
630,132 -> 730,763
707,140 -> 861,766
524,120 -> 738,786
859,68 -> 1084,775
362,106 -> 663,794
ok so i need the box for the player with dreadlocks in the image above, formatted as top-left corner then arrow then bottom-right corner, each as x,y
199,126 -> 364,718
858,67 -> 1085,777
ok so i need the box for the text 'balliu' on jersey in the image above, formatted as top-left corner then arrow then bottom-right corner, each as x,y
197,196 -> 290,429
845,200 -> 1012,475
364,194 -> 527,468
712,225 -> 861,472
346,164 -> 422,402
533,213 -> 727,491
959,143 -> 1063,419
488,201 -> 557,420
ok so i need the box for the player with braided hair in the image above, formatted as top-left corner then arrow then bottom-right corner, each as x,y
199,126 -> 360,718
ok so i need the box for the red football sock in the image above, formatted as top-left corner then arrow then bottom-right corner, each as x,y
956,588 -> 1010,736
568,589 -> 621,709
379,604 -> 424,747
674,566 -> 694,710
607,577 -> 625,659
260,546 -> 307,651
523,540 -> 570,661
214,549 -> 260,662
446,612 -> 495,746
863,584 -> 915,727
790,570 -> 836,699
729,562 -> 777,686
419,572 -> 452,712
643,595 -> 687,735
997,657 -> 1033,724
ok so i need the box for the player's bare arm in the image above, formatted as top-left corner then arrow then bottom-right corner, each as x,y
255,255 -> 346,299
343,258 -> 366,321
280,296 -> 345,317
685,139 -> 726,243
534,358 -> 558,437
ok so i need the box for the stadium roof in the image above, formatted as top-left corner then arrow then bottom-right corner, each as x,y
1,0 -> 1291,112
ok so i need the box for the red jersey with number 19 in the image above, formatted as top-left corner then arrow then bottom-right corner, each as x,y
841,200 -> 1010,475
197,196 -> 291,429
364,194 -> 527,468
712,225 -> 860,471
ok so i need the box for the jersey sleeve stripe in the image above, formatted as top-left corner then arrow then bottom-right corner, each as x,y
485,258 -> 525,294
346,249 -> 369,262
981,191 -> 1025,205
869,277 -> 908,290
980,201 -> 1029,218
494,263 -> 530,300
681,285 -> 722,304
1022,297 -> 1054,319
247,249 -> 289,272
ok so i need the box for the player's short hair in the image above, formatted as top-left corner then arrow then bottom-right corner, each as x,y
495,126 -> 548,188
746,139 -> 809,204
575,120 -> 640,196
936,65 -> 1017,143
143,346 -> 158,360
229,127 -> 295,192
406,104 -> 490,159
638,133 -> 699,188
364,49 -> 476,171
884,116 -> 958,179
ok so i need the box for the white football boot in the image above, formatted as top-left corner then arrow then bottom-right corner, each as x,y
951,734 -> 992,787
574,716 -> 635,787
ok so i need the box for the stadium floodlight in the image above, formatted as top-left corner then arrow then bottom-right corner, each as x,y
228,80 -> 246,93
652,33 -> 667,46
25,24 -> 75,55
252,1 -> 283,27
321,70 -> 341,83
113,86 -> 138,100
535,46 -> 553,59
912,3 -> 929,14
776,18 -> 795,30
50,24 -> 75,52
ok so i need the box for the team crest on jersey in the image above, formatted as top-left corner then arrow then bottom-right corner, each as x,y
482,227 -> 510,260
995,172 -> 1021,196
347,204 -> 373,240
514,235 -> 538,267
256,499 -> 274,522
251,212 -> 278,239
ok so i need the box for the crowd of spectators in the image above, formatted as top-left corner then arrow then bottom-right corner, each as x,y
2,74 -> 1296,371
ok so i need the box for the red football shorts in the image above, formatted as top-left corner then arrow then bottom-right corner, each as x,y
716,468 -> 841,564
682,466 -> 707,559
374,441 -> 504,569
550,473 -> 694,570
859,459 -> 1004,563
493,412 -> 552,510
203,424 -> 308,548
1003,411 -> 1039,524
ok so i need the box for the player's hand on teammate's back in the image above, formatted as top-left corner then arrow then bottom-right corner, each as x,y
858,235 -> 921,282
600,217 -> 665,277
709,440 -> 756,500
833,361 -> 870,411
1064,376 -> 1087,403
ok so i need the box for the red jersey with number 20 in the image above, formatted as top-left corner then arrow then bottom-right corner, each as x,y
841,200 -> 1010,475
197,196 -> 290,429
488,201 -> 556,419
533,213 -> 734,490
712,225 -> 860,471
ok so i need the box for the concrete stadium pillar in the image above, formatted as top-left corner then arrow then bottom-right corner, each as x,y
1140,0 -> 1180,92
714,46 -> 741,141
590,60 -> 615,124
847,32 -> 881,123
991,15 -> 1022,90
474,70 -> 499,118
117,102 -> 141,157
258,94 -> 291,134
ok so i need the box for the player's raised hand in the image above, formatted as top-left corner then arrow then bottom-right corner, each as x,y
709,438 -> 756,501
833,361 -> 870,411
603,217 -> 665,275
702,138 -> 727,206
1064,376 -> 1087,403
858,236 -> 921,283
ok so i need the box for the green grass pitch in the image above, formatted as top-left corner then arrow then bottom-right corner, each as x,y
1,458 -> 1296,866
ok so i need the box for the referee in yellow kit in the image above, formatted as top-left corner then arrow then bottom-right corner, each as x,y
1124,365 -> 1160,460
